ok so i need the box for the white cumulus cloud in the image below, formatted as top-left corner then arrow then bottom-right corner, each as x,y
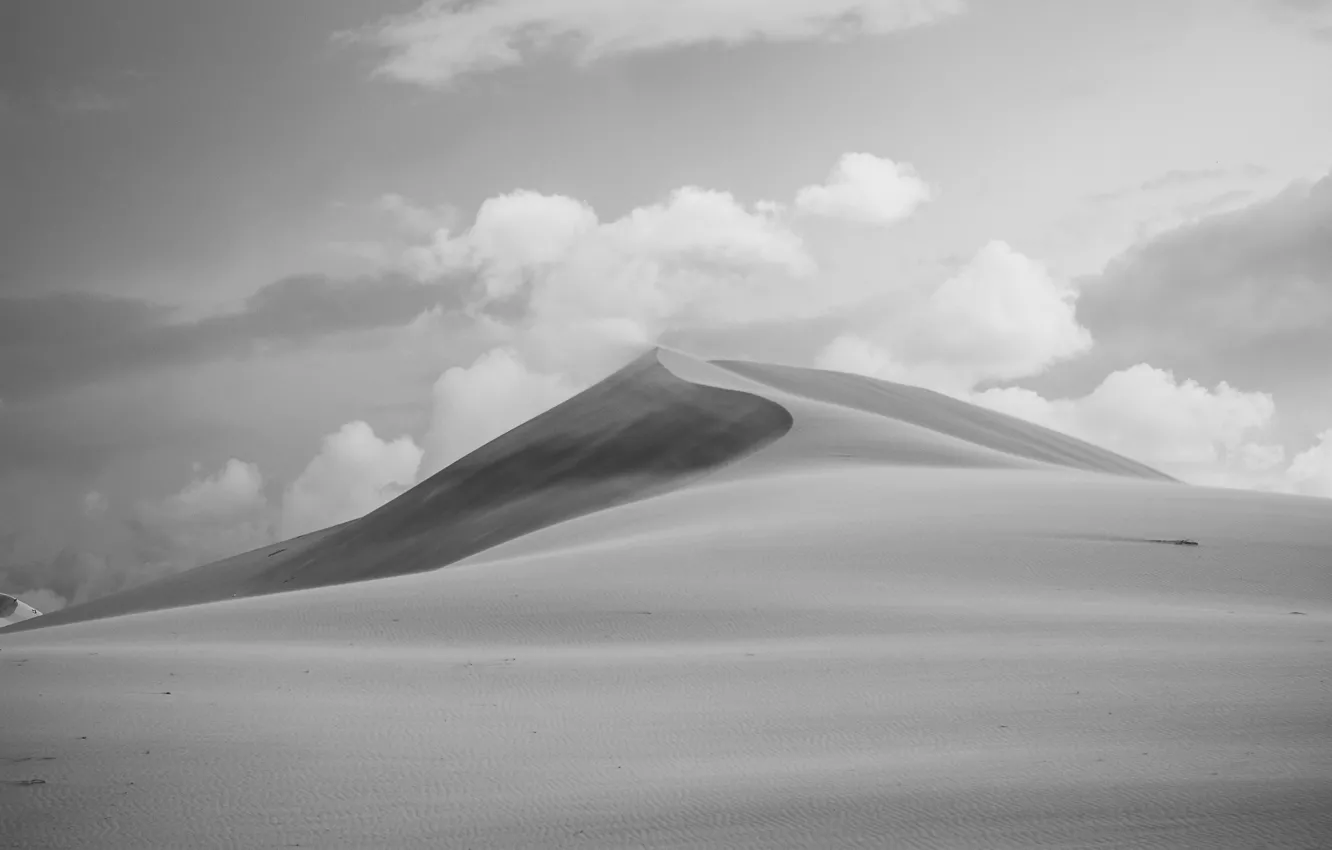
421,348 -> 578,476
389,151 -> 946,484
153,459 -> 266,521
795,152 -> 932,225
281,422 -> 423,538
444,191 -> 599,299
817,240 -> 1091,394
1286,429 -> 1332,498
975,365 -> 1278,478
407,169 -> 853,476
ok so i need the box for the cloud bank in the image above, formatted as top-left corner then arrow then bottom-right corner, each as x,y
0,274 -> 460,404
365,156 -> 1332,500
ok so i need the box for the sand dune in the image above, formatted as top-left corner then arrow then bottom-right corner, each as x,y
9,351 -> 791,631
3,349 -> 1330,848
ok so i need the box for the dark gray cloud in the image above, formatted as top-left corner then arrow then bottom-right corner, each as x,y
0,273 -> 462,402
1024,171 -> 1332,438
1077,172 -> 1331,363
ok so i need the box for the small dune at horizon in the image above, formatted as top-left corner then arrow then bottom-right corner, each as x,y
3,349 -> 1330,848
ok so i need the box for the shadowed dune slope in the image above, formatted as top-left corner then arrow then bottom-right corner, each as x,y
8,350 -> 792,631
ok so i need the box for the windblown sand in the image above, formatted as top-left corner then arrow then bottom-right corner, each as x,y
3,351 -> 1329,849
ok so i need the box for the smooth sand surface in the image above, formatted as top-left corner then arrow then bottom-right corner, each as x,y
3,350 -> 1330,848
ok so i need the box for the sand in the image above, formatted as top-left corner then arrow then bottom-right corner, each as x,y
2,349 -> 1329,848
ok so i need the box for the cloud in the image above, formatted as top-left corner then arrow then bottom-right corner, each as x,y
1075,172 -> 1332,388
1,455 -> 278,610
344,0 -> 964,87
0,274 -> 461,403
0,546 -> 180,612
1081,165 -> 1268,213
818,240 -> 1091,393
11,587 -> 67,614
1287,429 -> 1332,497
280,421 -> 423,538
405,162 -> 866,472
794,153 -> 932,225
425,181 -> 821,335
1137,168 -> 1233,192
1,549 -> 99,613
133,459 -> 274,575
1174,189 -> 1259,221
149,459 -> 266,521
421,348 -> 578,475
375,193 -> 459,236
82,490 -> 109,519
976,365 -> 1276,472
973,368 -> 1332,497
15,151 -> 910,603
406,191 -> 599,295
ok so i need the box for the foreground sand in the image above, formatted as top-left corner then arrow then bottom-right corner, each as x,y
3,351 -> 1330,848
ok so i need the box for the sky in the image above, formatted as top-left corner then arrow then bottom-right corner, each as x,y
4,0 -> 1332,613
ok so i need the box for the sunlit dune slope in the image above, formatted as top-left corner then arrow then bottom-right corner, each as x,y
7,350 -> 792,631
712,358 -> 1172,480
